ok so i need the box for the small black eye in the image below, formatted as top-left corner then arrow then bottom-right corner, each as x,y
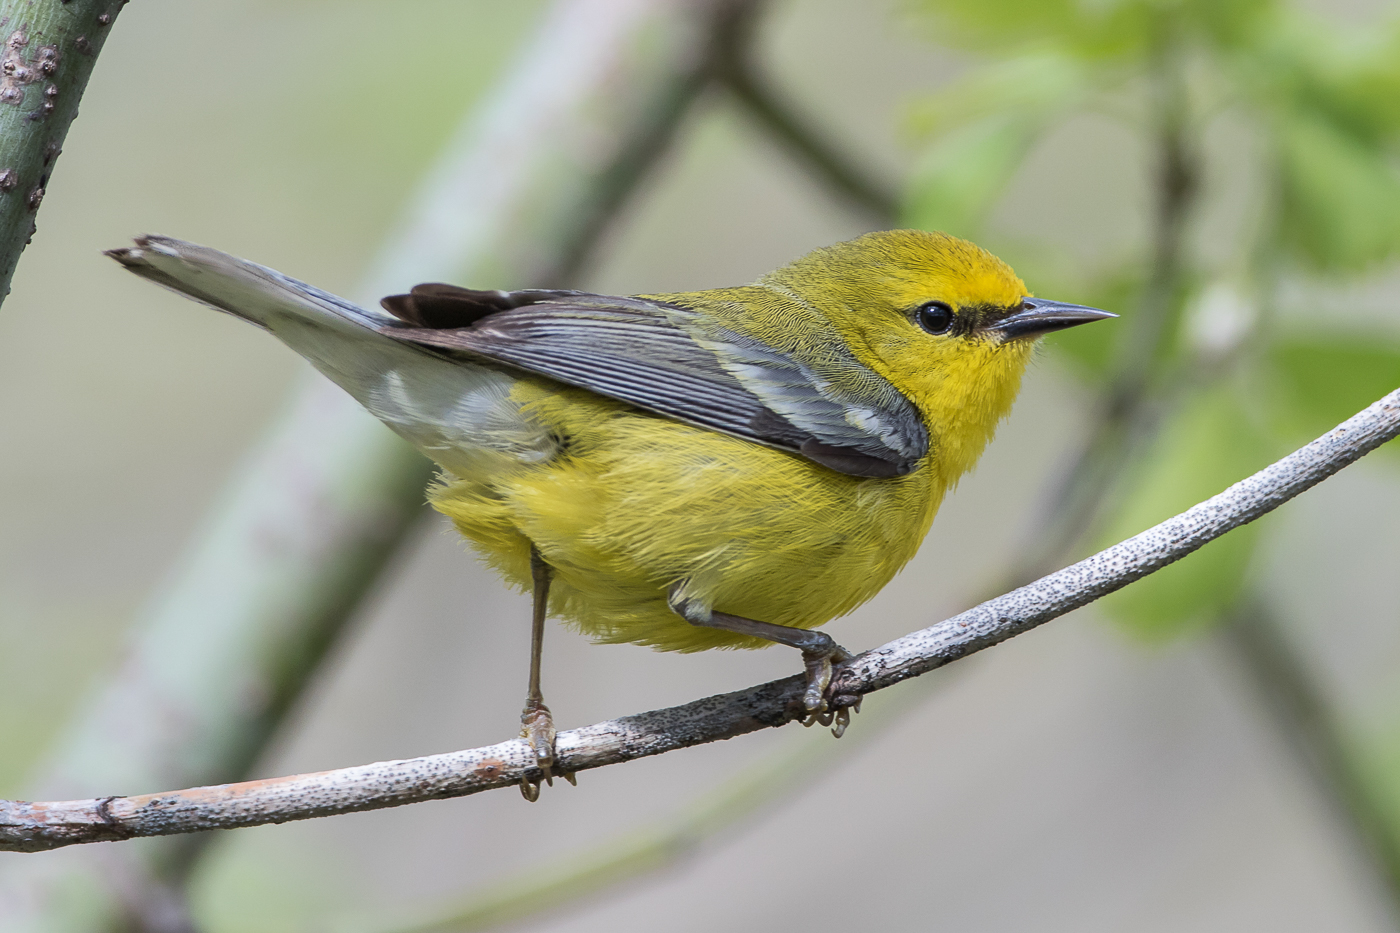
916,301 -> 954,335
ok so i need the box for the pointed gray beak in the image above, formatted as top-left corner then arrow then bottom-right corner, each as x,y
986,297 -> 1117,340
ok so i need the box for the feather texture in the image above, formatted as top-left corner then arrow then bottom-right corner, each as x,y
378,287 -> 927,477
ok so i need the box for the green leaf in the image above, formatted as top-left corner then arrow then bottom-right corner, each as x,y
1098,385 -> 1277,640
906,52 -> 1085,138
903,54 -> 1084,238
1245,12 -> 1400,149
1267,334 -> 1400,458
909,0 -> 1087,52
1275,110 -> 1400,271
903,116 -> 1043,238
911,0 -> 1276,58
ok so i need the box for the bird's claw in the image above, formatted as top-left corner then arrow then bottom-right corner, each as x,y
799,645 -> 859,737
801,694 -> 862,736
519,699 -> 557,802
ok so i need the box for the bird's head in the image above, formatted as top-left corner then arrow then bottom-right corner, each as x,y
763,229 -> 1114,481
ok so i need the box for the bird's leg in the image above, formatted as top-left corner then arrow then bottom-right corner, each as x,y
520,546 -> 562,801
667,585 -> 859,737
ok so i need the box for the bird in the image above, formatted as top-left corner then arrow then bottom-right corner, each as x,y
107,229 -> 1113,799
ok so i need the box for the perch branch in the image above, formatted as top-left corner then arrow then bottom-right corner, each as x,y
391,684 -> 934,933
3,386 -> 1396,854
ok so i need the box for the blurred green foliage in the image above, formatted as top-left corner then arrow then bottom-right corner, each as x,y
1269,336 -> 1400,446
906,0 -> 1400,642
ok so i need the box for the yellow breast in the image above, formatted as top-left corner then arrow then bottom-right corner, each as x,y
429,378 -> 946,652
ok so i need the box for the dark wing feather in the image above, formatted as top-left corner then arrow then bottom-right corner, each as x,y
381,284 -> 588,329
377,290 -> 926,477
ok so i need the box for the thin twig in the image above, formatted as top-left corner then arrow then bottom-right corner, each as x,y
710,1 -> 900,222
0,0 -> 124,308
4,387 -> 1396,853
391,680 -> 937,933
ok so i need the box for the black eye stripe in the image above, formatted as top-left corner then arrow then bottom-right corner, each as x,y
915,301 -> 954,335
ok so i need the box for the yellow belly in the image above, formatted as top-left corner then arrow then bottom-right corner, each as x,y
429,379 -> 946,652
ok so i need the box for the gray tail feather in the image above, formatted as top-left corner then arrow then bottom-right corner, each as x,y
105,235 -> 397,333
106,235 -> 558,475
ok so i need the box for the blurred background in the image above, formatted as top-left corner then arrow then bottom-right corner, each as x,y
2,0 -> 1399,930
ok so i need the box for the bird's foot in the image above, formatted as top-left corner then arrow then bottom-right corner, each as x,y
805,693 -> 863,737
519,698 -> 558,802
799,644 -> 861,737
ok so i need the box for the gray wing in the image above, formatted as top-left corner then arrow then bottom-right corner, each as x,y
377,287 -> 928,478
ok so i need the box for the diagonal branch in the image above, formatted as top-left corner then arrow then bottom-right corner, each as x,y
708,0 -> 900,222
392,684 -> 934,933
3,386 -> 1397,854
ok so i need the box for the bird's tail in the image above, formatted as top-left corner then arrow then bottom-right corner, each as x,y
106,235 -> 398,335
106,235 -> 429,415
106,236 -> 556,474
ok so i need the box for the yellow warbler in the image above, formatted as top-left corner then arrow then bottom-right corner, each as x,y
108,230 -> 1112,798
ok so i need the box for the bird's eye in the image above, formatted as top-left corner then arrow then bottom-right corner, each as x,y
915,301 -> 954,335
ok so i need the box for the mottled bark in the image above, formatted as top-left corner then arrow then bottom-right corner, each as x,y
0,0 -> 123,306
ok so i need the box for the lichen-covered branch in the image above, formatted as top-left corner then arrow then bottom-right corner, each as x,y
4,387 -> 1395,854
0,0 -> 123,307
392,675 -> 938,933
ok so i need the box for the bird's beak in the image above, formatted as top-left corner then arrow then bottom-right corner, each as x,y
986,297 -> 1117,340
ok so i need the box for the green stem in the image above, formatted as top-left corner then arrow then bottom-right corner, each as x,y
0,0 -> 123,308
